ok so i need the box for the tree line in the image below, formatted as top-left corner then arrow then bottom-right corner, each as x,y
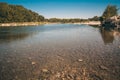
45,18 -> 91,23
0,2 -> 44,23
0,2 -> 119,23
100,5 -> 118,23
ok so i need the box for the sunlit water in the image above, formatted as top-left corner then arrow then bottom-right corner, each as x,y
0,24 -> 120,80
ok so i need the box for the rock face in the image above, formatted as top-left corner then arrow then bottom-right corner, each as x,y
102,15 -> 120,30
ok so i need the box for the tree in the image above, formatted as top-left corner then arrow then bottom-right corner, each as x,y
0,3 -> 44,23
102,5 -> 118,19
88,16 -> 100,21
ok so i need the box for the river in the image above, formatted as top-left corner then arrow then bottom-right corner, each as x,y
0,24 -> 120,80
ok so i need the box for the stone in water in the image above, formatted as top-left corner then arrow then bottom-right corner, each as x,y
78,59 -> 83,62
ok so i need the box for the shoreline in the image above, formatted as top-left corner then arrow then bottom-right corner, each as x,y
73,21 -> 101,26
0,22 -> 48,27
0,21 -> 101,27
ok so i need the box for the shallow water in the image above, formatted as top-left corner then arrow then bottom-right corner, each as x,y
0,24 -> 120,80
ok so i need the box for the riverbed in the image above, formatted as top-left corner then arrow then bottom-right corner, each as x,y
0,24 -> 120,80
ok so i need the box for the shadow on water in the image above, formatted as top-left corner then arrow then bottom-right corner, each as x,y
0,32 -> 29,40
0,24 -> 85,43
0,26 -> 41,42
99,28 -> 120,45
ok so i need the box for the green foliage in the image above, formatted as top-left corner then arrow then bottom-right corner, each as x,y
48,18 -> 89,23
102,5 -> 118,19
0,3 -> 44,23
88,16 -> 100,21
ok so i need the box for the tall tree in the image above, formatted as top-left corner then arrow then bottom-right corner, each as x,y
102,5 -> 118,19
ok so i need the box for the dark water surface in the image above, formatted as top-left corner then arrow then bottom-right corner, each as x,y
0,24 -> 120,80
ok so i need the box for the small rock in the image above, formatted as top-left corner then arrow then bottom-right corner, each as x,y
67,74 -> 74,79
119,46 -> 120,48
31,61 -> 36,65
42,69 -> 48,73
71,69 -> 77,73
62,78 -> 66,80
78,59 -> 83,62
7,60 -> 10,63
76,77 -> 81,80
15,75 -> 18,79
99,65 -> 108,70
14,50 -> 17,52
55,72 -> 61,77
28,57 -> 32,60
89,74 -> 102,80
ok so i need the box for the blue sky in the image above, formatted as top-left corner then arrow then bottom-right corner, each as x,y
0,0 -> 120,18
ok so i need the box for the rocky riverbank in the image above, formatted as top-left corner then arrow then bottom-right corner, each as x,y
102,15 -> 120,29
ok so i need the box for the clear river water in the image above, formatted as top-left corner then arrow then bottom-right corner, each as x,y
0,24 -> 120,80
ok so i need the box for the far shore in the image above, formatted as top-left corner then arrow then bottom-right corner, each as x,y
0,21 -> 101,27
72,21 -> 101,26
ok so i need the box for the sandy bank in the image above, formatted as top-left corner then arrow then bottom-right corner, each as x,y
0,22 -> 50,27
0,21 -> 101,27
73,21 -> 101,26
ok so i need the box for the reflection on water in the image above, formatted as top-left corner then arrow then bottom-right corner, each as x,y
100,29 -> 114,44
0,33 -> 29,41
100,29 -> 120,44
0,26 -> 40,42
0,24 -> 120,80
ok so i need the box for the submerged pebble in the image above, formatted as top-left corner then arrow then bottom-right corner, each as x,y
89,73 -> 102,80
31,61 -> 36,65
55,72 -> 61,77
99,65 -> 108,70
78,59 -> 83,62
28,57 -> 32,60
119,46 -> 120,48
42,69 -> 48,73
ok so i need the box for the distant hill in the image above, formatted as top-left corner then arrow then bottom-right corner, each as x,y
0,3 -> 44,23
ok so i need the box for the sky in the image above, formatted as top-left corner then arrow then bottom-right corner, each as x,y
0,0 -> 120,19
